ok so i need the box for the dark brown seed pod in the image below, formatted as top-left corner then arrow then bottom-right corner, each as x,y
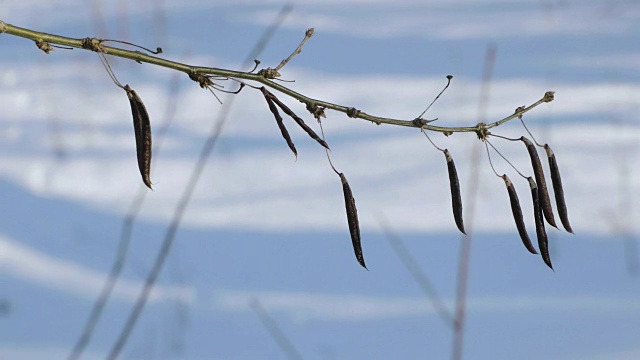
444,149 -> 465,235
544,144 -> 573,234
261,87 -> 297,157
124,85 -> 152,189
529,177 -> 553,269
339,172 -> 366,269
266,92 -> 330,150
502,175 -> 537,254
521,136 -> 557,228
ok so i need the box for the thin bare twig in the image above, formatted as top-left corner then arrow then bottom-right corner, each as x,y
244,4 -> 293,69
275,28 -> 314,72
380,221 -> 454,329
451,44 -> 497,360
250,298 -> 304,360
417,75 -> 452,120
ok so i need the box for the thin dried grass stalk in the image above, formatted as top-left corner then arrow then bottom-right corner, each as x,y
124,85 -> 152,189
502,175 -> 537,254
521,136 -> 557,228
261,87 -> 297,157
266,92 -> 330,150
444,149 -> 465,235
529,177 -> 553,269
340,172 -> 366,269
544,144 -> 573,233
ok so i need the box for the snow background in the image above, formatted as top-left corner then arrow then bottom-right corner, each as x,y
1,0 -> 640,359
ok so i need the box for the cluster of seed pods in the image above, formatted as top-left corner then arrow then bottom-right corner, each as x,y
434,134 -> 571,270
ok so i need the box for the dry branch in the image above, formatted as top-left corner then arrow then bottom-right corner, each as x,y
0,20 -> 554,134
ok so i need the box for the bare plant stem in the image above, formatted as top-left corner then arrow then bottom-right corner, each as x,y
0,20 -> 553,133
250,298 -> 304,360
381,223 -> 455,329
451,44 -> 497,360
274,28 -> 313,72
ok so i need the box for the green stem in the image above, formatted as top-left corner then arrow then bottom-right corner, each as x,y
0,20 -> 553,134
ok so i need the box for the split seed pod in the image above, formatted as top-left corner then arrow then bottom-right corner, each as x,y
444,149 -> 465,235
266,92 -> 330,150
339,173 -> 366,269
261,87 -> 297,157
521,137 -> 556,228
124,85 -> 152,189
529,177 -> 553,269
544,144 -> 573,233
502,175 -> 537,254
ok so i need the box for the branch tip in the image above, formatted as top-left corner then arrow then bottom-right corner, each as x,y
273,27 -> 315,73
0,21 -> 7,33
416,74 -> 453,119
543,91 -> 555,102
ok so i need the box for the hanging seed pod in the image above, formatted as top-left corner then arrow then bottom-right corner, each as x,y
502,175 -> 537,254
339,172 -> 366,269
521,137 -> 557,228
261,87 -> 297,157
544,144 -> 573,234
266,92 -> 330,150
444,149 -> 465,235
124,85 -> 152,189
529,177 -> 553,269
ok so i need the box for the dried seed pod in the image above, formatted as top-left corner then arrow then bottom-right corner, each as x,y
521,136 -> 557,228
261,87 -> 297,157
502,175 -> 537,254
544,144 -> 573,233
124,85 -> 152,189
444,149 -> 465,235
529,177 -> 553,269
339,172 -> 366,269
266,92 -> 330,150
